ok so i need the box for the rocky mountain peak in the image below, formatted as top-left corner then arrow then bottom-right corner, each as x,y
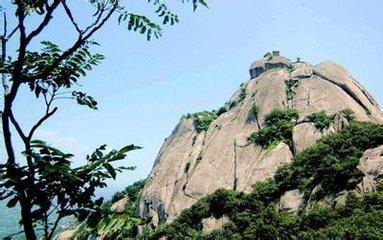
249,51 -> 293,78
138,52 -> 383,226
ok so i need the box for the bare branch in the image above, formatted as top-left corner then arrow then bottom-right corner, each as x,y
2,12 -> 10,94
62,0 -> 82,35
83,4 -> 117,41
2,12 -> 7,37
4,13 -> 28,41
83,3 -> 105,34
12,1 -> 27,83
47,212 -> 63,239
27,107 -> 58,141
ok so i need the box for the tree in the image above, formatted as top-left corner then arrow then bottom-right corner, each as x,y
0,1 -> 207,239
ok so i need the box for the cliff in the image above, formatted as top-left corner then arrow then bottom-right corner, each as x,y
138,52 -> 383,225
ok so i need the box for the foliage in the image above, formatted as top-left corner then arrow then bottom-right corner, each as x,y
285,78 -> 300,100
238,83 -> 247,103
340,108 -> 355,121
146,122 -> 383,239
251,103 -> 259,119
308,111 -> 335,131
187,111 -> 218,133
249,108 -> 299,148
0,141 -> 140,239
0,1 -> 207,239
286,66 -> 295,74
74,180 -> 147,239
216,106 -> 228,116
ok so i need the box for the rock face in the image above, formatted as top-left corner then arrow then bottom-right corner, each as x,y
110,196 -> 129,213
358,145 -> 383,192
138,52 -> 383,225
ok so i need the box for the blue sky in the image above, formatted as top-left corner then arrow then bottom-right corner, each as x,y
1,0 -> 383,197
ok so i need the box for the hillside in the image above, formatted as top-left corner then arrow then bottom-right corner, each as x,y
138,51 -> 383,226
67,52 -> 383,239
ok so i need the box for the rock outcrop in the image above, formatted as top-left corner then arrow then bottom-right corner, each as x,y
138,52 -> 383,225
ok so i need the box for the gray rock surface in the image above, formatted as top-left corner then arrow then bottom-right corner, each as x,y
358,145 -> 383,192
278,189 -> 304,213
202,215 -> 229,234
138,53 -> 383,226
110,196 -> 129,213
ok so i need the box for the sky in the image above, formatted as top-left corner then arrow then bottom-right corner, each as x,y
1,0 -> 383,198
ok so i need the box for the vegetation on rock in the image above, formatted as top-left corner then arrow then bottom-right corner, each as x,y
308,111 -> 335,131
285,78 -> 300,100
249,108 -> 299,148
251,103 -> 260,119
187,111 -> 218,133
238,83 -> 247,103
146,122 -> 383,239
340,108 -> 355,121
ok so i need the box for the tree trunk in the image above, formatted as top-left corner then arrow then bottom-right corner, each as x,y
20,199 -> 36,240
2,108 -> 15,165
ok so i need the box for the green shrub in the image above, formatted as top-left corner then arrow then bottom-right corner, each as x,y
287,66 -> 295,74
340,108 -> 355,121
251,103 -> 260,119
216,106 -> 227,116
238,84 -> 247,103
285,78 -> 300,100
189,111 -> 218,133
249,108 -> 299,148
308,111 -> 335,131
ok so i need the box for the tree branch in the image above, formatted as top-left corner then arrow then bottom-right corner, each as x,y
25,0 -> 61,46
48,212 -> 63,240
83,4 -> 105,34
27,107 -> 58,141
6,24 -> 19,41
4,12 -> 28,42
2,12 -> 10,94
25,3 -> 118,82
9,111 -> 27,142
62,0 -> 82,35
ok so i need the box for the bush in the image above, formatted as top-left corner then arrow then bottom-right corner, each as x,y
249,108 -> 299,148
251,103 -> 260,119
285,78 -> 300,100
238,84 -> 247,102
308,111 -> 335,131
189,111 -> 218,133
340,108 -> 355,121
216,106 -> 227,116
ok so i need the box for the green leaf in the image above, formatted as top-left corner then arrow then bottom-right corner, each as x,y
6,196 -> 18,208
103,162 -> 117,179
119,144 -> 142,154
